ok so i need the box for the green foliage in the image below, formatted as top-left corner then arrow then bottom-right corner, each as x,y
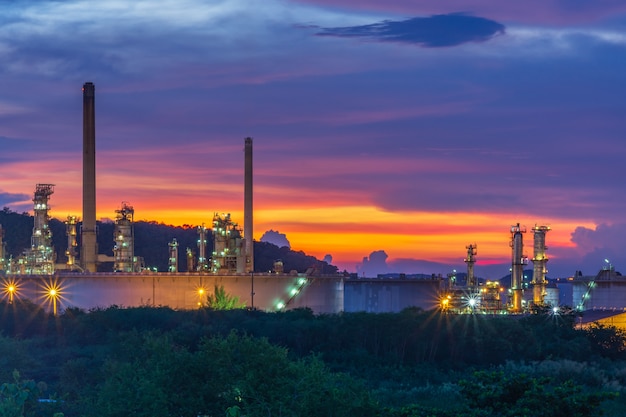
585,323 -> 626,360
0,302 -> 624,416
206,285 -> 246,310
459,370 -> 617,417
94,331 -> 376,417
0,371 -> 38,417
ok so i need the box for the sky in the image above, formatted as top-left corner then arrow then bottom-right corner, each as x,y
1,0 -> 626,278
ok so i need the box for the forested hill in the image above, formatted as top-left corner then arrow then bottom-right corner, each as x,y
0,207 -> 337,274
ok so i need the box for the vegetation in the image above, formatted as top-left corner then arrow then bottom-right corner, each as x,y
206,285 -> 246,310
0,302 -> 623,416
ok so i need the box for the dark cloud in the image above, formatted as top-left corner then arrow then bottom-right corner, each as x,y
0,192 -> 30,208
356,250 -> 389,277
316,13 -> 505,47
260,229 -> 291,248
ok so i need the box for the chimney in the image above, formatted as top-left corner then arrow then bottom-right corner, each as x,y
81,82 -> 98,272
244,137 -> 253,273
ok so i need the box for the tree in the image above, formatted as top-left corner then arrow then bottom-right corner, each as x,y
459,370 -> 617,417
206,285 -> 245,310
0,371 -> 38,417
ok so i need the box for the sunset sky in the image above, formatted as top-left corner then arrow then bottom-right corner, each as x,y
1,1 -> 626,278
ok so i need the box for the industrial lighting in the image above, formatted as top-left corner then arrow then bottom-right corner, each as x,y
43,281 -> 64,316
47,287 -> 60,315
3,280 -> 19,304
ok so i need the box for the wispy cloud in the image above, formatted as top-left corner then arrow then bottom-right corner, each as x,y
316,13 -> 505,47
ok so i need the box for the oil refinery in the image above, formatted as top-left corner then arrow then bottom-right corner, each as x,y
0,82 -> 624,317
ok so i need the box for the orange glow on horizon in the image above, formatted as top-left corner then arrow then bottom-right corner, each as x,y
3,170 -> 595,275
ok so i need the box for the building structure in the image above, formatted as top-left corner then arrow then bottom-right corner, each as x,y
510,223 -> 527,312
81,82 -> 98,272
113,202 -> 137,272
211,213 -> 244,274
0,224 -> 5,273
65,215 -> 79,270
24,184 -> 56,275
168,239 -> 179,273
244,137 -> 254,273
197,224 -> 209,272
531,225 -> 550,306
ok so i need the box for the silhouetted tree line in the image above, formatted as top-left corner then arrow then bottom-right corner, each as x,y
0,301 -> 623,416
0,208 -> 337,274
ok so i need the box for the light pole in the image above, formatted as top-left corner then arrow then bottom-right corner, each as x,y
49,288 -> 58,315
197,287 -> 205,308
250,272 -> 255,309
7,284 -> 15,304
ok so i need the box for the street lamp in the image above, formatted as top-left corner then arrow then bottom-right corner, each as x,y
8,285 -> 15,304
43,282 -> 62,315
3,280 -> 18,304
49,288 -> 58,315
197,287 -> 205,307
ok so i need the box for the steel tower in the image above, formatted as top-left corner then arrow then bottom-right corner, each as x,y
510,223 -> 527,313
197,224 -> 208,272
113,202 -> 135,272
0,224 -> 5,273
531,225 -> 551,306
28,184 -> 55,274
465,244 -> 478,289
168,238 -> 179,273
65,215 -> 78,269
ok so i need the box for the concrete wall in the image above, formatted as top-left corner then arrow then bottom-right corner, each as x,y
2,274 -> 441,314
1,273 -> 345,314
343,279 -> 441,313
572,279 -> 626,310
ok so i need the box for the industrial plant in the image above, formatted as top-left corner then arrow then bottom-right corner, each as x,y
0,82 -> 624,319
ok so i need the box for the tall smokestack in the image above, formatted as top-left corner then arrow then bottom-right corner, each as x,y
244,137 -> 253,273
81,82 -> 98,272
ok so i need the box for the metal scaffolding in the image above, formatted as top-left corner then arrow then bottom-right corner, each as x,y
211,213 -> 244,274
65,215 -> 79,270
168,238 -> 179,273
464,243 -> 478,289
25,184 -> 56,274
0,224 -> 6,273
531,225 -> 551,306
113,202 -> 137,272
197,224 -> 209,272
509,223 -> 527,313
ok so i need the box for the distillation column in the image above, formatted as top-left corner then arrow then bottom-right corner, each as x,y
28,184 -> 56,274
197,224 -> 208,272
531,225 -> 551,306
0,224 -> 6,272
244,137 -> 254,273
65,215 -> 78,270
465,244 -> 478,289
113,202 -> 135,272
81,82 -> 98,272
168,239 -> 179,273
510,223 -> 527,313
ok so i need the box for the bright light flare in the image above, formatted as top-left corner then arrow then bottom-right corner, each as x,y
2,280 -> 19,304
42,280 -> 65,315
